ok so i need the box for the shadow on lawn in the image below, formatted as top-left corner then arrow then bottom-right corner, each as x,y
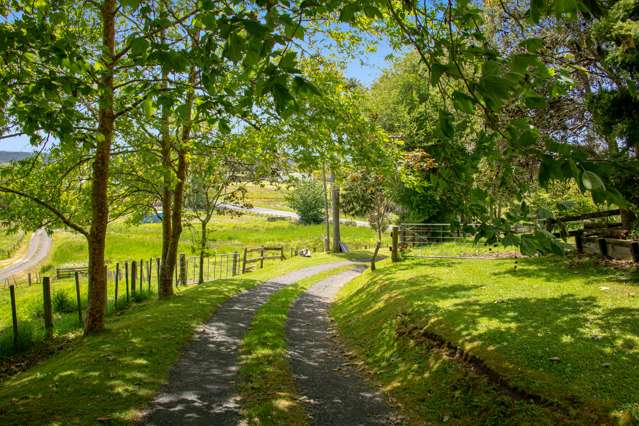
337,259 -> 639,423
0,278 -> 261,424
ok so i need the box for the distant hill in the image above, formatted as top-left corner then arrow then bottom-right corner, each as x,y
0,151 -> 31,163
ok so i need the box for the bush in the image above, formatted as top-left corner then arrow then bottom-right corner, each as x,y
53,290 -> 76,313
286,180 -> 325,225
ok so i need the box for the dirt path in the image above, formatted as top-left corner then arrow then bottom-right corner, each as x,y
140,261 -> 353,426
286,266 -> 401,425
0,228 -> 51,282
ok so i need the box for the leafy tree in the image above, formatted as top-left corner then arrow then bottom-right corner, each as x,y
0,0 -> 367,332
286,180 -> 325,225
184,132 -> 282,284
342,171 -> 395,241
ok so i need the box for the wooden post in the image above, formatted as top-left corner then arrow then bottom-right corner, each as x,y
156,258 -> 161,291
179,254 -> 186,286
28,273 -> 32,287
232,252 -> 239,276
391,226 -> 399,262
147,259 -> 152,291
260,246 -> 265,269
9,285 -> 18,345
125,261 -> 130,302
42,277 -> 53,339
74,272 -> 83,326
139,259 -> 144,293
598,238 -> 609,259
575,233 -> 584,254
242,248 -> 248,274
371,241 -> 381,271
131,260 -> 137,295
631,242 -> 639,263
114,263 -> 119,307
280,246 -> 285,260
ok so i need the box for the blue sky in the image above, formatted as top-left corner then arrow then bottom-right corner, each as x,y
1,42 -> 395,152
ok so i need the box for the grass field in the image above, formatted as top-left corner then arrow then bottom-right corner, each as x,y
332,256 -> 639,424
0,230 -> 26,260
46,214 -> 383,267
239,182 -> 293,212
0,253 -> 350,425
239,264 -> 355,425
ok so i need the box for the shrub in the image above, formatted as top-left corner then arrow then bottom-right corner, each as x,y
53,290 -> 76,313
286,180 -> 325,225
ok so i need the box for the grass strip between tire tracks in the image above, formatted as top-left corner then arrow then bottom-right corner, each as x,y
239,264 -> 357,426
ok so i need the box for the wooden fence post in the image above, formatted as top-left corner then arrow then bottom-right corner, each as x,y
179,254 -> 186,286
631,242 -> 639,263
371,241 -> 381,271
242,248 -> 248,274
260,247 -> 265,269
598,238 -> 609,259
139,259 -> 144,292
42,277 -> 53,339
74,272 -> 83,326
28,273 -> 32,287
9,285 -> 18,345
131,260 -> 137,295
125,261 -> 130,302
575,232 -> 584,254
147,259 -> 152,291
156,258 -> 161,291
232,252 -> 239,276
391,226 -> 399,262
114,263 -> 119,307
280,246 -> 285,260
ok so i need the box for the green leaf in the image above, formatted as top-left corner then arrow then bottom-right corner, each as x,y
581,170 -> 605,191
339,4 -> 360,22
524,94 -> 546,108
437,110 -> 455,139
452,91 -> 476,113
142,98 -> 155,118
224,34 -> 244,63
129,37 -> 149,57
430,63 -> 447,86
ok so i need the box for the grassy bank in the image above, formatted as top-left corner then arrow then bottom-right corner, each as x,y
239,264 -> 355,425
332,256 -> 639,424
0,254 -> 344,425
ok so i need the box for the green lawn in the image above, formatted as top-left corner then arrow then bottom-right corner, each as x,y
239,264 -> 355,425
0,254 -> 346,425
404,240 -> 520,257
332,256 -> 639,425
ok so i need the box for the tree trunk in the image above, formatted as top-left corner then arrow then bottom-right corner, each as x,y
158,65 -> 174,297
331,173 -> 342,253
321,163 -> 330,252
162,61 -> 196,294
85,0 -> 116,334
199,220 -> 206,284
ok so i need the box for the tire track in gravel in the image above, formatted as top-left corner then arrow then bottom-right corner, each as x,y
140,261 -> 353,426
286,266 -> 402,426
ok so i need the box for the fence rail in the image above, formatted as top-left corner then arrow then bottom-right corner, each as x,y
242,246 -> 285,273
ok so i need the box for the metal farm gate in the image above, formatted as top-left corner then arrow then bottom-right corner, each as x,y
391,223 -> 517,258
